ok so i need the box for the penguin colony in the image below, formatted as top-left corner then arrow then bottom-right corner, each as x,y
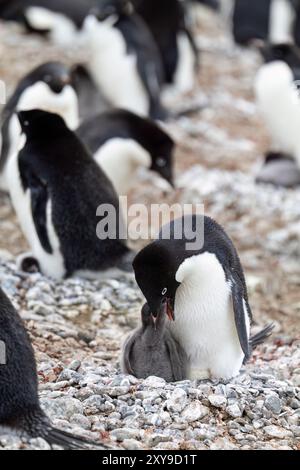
2,0 -> 299,449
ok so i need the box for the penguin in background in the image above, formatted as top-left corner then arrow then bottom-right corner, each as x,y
255,60 -> 300,169
0,0 -> 101,46
259,43 -> 300,80
0,286 -> 107,449
132,0 -> 199,94
7,109 -> 133,280
121,303 -> 188,382
0,62 -> 79,192
256,151 -> 300,187
232,0 -> 296,46
133,215 -> 273,381
76,109 -> 174,195
82,0 -> 166,120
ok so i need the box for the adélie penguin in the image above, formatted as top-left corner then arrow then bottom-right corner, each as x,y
7,109 -> 133,280
82,0 -> 166,119
0,62 -> 79,192
132,0 -> 198,93
121,303 -> 187,382
255,60 -> 300,168
256,152 -> 300,187
76,109 -> 174,194
0,286 -> 107,449
0,0 -> 102,46
133,215 -> 273,381
259,43 -> 300,81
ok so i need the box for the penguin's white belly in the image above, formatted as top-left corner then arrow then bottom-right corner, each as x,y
0,115 -> 22,192
85,18 -> 149,116
174,32 -> 196,94
7,151 -> 66,280
94,138 -> 151,194
269,0 -> 295,44
170,252 -> 248,380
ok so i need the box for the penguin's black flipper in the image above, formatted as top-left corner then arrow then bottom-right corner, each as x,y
42,426 -> 109,450
19,157 -> 52,254
226,269 -> 251,360
250,324 -> 274,349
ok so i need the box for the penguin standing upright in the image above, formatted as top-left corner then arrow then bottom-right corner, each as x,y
121,303 -> 187,382
0,286 -> 106,449
0,62 -> 79,192
133,215 -> 272,380
0,0 -> 101,46
76,109 -> 174,194
133,0 -> 198,93
82,0 -> 166,119
7,109 -> 133,280
255,60 -> 300,167
232,0 -> 296,46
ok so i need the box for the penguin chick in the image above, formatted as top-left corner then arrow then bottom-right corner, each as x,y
0,62 -> 79,192
255,60 -> 300,167
256,151 -> 300,187
7,109 -> 133,280
0,287 -> 107,449
121,303 -> 187,382
76,109 -> 174,194
133,214 -> 273,381
82,0 -> 166,119
133,0 -> 198,93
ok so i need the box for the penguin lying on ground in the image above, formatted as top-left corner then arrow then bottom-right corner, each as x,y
259,43 -> 300,80
0,0 -> 101,46
82,0 -> 166,119
133,214 -> 273,381
121,303 -> 187,382
132,0 -> 198,94
255,60 -> 300,169
7,109 -> 133,280
76,109 -> 174,194
0,287 -> 107,449
256,152 -> 300,187
0,62 -> 79,192
232,0 -> 295,46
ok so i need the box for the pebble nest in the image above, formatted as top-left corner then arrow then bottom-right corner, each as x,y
0,7 -> 299,450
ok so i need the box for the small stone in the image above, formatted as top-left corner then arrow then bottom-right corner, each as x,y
208,395 -> 227,408
143,376 -> 166,388
166,389 -> 187,413
226,403 -> 243,418
181,402 -> 209,422
111,428 -> 140,442
122,439 -> 143,450
264,425 -> 293,439
264,395 -> 282,414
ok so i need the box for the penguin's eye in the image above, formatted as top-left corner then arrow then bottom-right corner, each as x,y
161,287 -> 167,296
157,158 -> 166,167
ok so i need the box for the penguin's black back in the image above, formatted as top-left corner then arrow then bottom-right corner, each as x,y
132,0 -> 187,84
0,288 -> 40,428
76,108 -> 173,156
18,110 -> 131,276
233,0 -> 271,45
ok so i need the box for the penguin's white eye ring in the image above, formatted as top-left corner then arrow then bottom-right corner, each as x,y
162,287 -> 167,295
157,158 -> 166,167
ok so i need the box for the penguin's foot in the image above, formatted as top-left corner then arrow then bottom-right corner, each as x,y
17,253 -> 41,274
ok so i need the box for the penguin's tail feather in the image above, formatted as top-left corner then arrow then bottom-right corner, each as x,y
250,324 -> 274,349
17,408 -> 110,450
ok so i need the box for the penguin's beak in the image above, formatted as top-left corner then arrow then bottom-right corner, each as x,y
161,298 -> 175,322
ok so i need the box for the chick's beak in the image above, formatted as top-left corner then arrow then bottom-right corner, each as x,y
161,298 -> 175,322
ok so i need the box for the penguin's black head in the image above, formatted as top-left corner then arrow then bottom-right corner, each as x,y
92,0 -> 133,21
27,62 -> 72,94
121,110 -> 175,187
17,109 -> 68,138
260,44 -> 300,80
133,242 -> 180,322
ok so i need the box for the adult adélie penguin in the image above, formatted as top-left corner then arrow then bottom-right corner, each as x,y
133,214 -> 273,381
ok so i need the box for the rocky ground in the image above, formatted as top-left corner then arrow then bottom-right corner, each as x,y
0,7 -> 299,450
